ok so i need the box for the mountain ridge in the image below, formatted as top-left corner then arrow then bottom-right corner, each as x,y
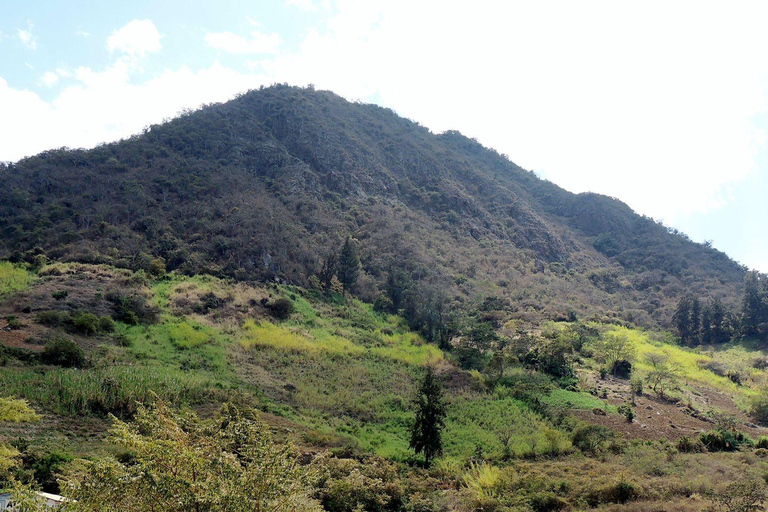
0,84 -> 746,333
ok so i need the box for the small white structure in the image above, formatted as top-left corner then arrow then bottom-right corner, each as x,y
0,491 -> 68,509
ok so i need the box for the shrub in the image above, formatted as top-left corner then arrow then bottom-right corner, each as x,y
36,310 -> 71,328
106,291 -> 159,325
193,292 -> 224,314
748,393 -> 768,426
585,482 -> 637,507
530,492 -> 568,512
756,437 -> 768,449
41,337 -> 85,368
572,425 -> 615,454
51,290 -> 68,301
72,312 -> 100,335
630,377 -> 643,396
617,404 -> 634,423
98,316 -> 116,333
676,435 -> 706,453
267,298 -> 295,320
611,359 -> 632,379
5,315 -> 22,330
699,429 -> 753,452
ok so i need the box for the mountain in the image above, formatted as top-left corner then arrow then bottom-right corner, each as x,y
0,84 -> 745,334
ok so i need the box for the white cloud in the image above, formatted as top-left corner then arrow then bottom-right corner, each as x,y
286,0 -> 319,12
76,29 -> 90,38
18,22 -> 36,50
39,71 -> 59,87
107,19 -> 162,57
205,24 -> 281,55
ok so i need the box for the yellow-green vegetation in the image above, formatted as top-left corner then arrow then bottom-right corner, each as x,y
541,388 -> 618,414
241,319 -> 364,356
0,261 -> 33,296
445,394 -> 571,461
0,397 -> 40,423
601,325 -> 759,401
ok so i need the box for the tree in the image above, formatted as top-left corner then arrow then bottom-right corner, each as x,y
710,298 -> 730,343
742,271 -> 765,339
691,297 -> 702,343
644,352 -> 679,399
674,295 -> 694,345
409,366 -> 447,467
337,237 -> 360,293
61,401 -> 321,512
701,303 -> 713,344
590,331 -> 635,377
318,252 -> 338,293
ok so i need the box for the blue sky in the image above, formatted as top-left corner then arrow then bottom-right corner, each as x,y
2,1 -> 768,272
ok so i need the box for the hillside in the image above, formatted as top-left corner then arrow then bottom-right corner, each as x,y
2,262 -> 768,511
0,85 -> 746,338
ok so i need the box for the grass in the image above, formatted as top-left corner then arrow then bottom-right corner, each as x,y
0,261 -> 33,296
118,317 -> 234,376
602,326 -> 747,394
241,319 -> 364,356
0,366 -> 221,417
542,388 -> 618,414
444,394 -> 572,460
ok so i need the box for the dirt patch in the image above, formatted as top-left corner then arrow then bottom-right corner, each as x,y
578,375 -> 768,441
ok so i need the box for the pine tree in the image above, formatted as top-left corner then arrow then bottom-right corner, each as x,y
701,303 -> 712,344
690,297 -> 701,344
742,271 -> 763,338
409,366 -> 446,468
338,237 -> 360,292
673,295 -> 693,345
711,298 -> 730,343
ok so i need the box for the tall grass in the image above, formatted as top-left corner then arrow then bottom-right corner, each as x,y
0,366 -> 220,417
0,261 -> 33,296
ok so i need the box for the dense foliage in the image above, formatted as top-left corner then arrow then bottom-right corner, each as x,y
0,85 -> 746,337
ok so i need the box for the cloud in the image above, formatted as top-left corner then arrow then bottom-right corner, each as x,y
0,62 -> 265,162
107,19 -> 162,57
260,1 -> 768,225
18,22 -> 36,50
205,23 -> 281,55
39,71 -> 59,87
286,0 -> 319,11
76,29 -> 90,38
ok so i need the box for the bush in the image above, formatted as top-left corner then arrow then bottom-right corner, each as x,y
267,298 -> 294,320
98,316 -> 116,333
5,315 -> 22,330
585,482 -> 637,507
611,359 -> 632,379
36,310 -> 71,328
756,437 -> 768,449
106,291 -> 159,325
530,492 -> 568,512
617,404 -> 634,423
72,312 -> 100,335
748,394 -> 768,426
572,425 -> 615,454
41,337 -> 85,368
676,435 -> 706,453
699,429 -> 753,452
